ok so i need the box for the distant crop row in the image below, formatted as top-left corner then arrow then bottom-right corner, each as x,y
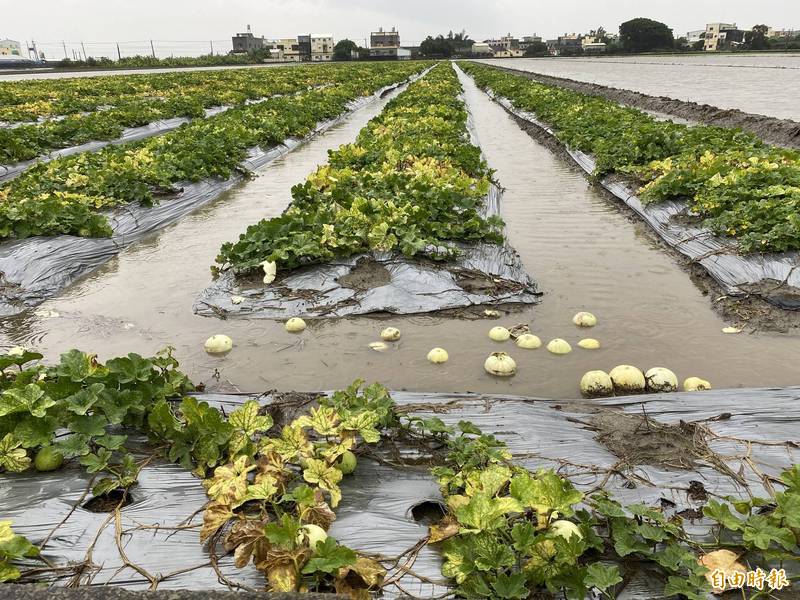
0,65 -> 387,164
215,63 -> 504,277
0,62 -> 427,240
461,62 -> 800,254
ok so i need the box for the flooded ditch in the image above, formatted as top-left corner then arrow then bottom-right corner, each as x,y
1,67 -> 799,399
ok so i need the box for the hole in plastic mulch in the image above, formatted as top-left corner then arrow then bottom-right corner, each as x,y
409,500 -> 447,525
82,489 -> 134,513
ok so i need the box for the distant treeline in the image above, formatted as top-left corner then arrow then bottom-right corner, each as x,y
54,49 -> 272,70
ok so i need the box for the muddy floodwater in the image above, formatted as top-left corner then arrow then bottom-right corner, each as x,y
1,70 -> 799,399
478,54 -> 800,121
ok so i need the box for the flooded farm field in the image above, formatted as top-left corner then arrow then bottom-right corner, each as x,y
478,53 -> 800,120
2,65 -> 798,400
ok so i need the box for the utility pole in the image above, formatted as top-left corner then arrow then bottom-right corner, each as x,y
81,41 -> 87,60
117,43 -> 121,60
150,39 -> 156,58
62,40 -> 68,59
210,40 -> 214,55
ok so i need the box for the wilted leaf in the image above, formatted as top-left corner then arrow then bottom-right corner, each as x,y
429,515 -> 460,544
303,458 -> 343,508
335,556 -> 386,597
205,455 -> 255,505
224,518 -> 270,568
293,405 -> 339,436
0,434 -> 30,473
200,502 -> 234,543
698,550 -> 747,594
229,400 -> 273,437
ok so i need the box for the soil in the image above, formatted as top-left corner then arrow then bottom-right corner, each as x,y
502,100 -> 800,331
484,63 -> 800,149
589,411 -> 710,470
82,488 -> 134,513
335,257 -> 392,291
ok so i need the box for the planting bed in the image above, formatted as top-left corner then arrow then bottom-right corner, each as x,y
0,64 -> 388,179
0,63 -> 429,315
197,63 -> 537,318
460,62 -> 800,310
0,348 -> 798,597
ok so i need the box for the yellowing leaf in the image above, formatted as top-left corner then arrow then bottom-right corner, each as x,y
200,502 -> 233,543
698,549 -> 747,594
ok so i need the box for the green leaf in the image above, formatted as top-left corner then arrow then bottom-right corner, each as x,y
584,563 -> 622,593
229,400 -> 273,437
610,518 -> 650,557
264,514 -> 301,550
64,383 -> 105,415
703,500 -> 743,531
0,560 -> 21,582
780,465 -> 800,491
301,536 -> 356,574
473,534 -> 515,571
663,572 -> 710,600
79,448 -> 112,473
68,414 -> 107,437
592,496 -> 627,518
0,434 -> 30,472
0,384 -> 55,418
55,434 -> 91,458
774,490 -> 800,528
509,470 -> 583,517
106,353 -> 154,383
491,571 -> 529,599
510,521 -> 537,553
15,415 -> 58,448
742,514 -> 797,551
455,492 -> 522,532
56,349 -> 103,382
95,434 -> 128,450
458,421 -> 482,435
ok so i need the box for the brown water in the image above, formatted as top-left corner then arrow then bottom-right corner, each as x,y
1,67 -> 798,398
479,54 -> 800,121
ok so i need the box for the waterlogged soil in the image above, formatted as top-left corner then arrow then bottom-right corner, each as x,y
478,54 -> 800,122
1,70 -> 799,399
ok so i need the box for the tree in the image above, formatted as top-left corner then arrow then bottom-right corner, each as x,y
523,41 -> 549,57
619,18 -> 675,53
333,39 -> 358,60
745,24 -> 770,50
420,30 -> 475,57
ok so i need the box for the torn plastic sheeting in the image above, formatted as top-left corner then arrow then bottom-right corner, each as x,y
0,76 -> 421,317
194,82 -> 540,320
3,386 -> 797,597
471,71 -> 800,311
194,187 -> 539,319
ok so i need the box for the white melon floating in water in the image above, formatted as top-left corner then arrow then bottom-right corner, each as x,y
484,352 -> 517,376
609,365 -> 645,394
645,367 -> 678,393
204,334 -> 233,354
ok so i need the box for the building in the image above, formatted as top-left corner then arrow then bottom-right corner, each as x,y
0,39 -> 22,57
767,28 -> 799,39
582,39 -> 607,53
486,33 -> 522,56
518,35 -> 543,52
703,23 -> 746,51
471,42 -> 494,56
310,34 -> 333,61
687,30 -> 705,45
264,38 -> 301,61
297,35 -> 311,61
231,25 -> 265,53
370,27 -> 407,59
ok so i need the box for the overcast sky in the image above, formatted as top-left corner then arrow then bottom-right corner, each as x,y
4,0 -> 799,58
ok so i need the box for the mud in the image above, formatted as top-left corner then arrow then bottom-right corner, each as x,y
481,63 -> 800,149
335,257 -> 392,291
589,411 -> 711,470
